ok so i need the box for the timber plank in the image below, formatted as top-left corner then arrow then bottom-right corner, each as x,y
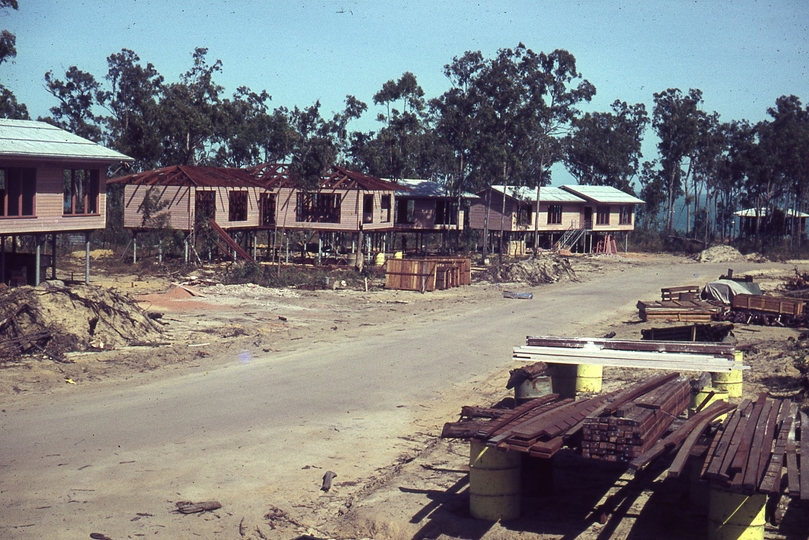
740,399 -> 779,493
729,394 -> 768,478
760,402 -> 796,495
629,400 -> 737,472
475,394 -> 560,439
704,400 -> 750,480
786,404 -> 800,496
717,402 -> 755,482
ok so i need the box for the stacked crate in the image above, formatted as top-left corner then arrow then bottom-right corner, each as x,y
581,379 -> 690,462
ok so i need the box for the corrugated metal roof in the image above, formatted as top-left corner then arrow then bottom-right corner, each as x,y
389,178 -> 448,196
0,119 -> 132,162
489,185 -> 586,203
560,185 -> 645,204
734,208 -> 809,218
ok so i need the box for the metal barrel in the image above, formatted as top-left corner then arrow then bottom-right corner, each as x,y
549,364 -> 603,398
689,388 -> 729,421
514,377 -> 546,405
708,487 -> 766,540
469,440 -> 521,521
712,352 -> 744,398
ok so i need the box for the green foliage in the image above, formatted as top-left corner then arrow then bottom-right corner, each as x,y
43,66 -> 104,141
100,49 -> 164,170
0,84 -> 28,119
564,100 -> 648,191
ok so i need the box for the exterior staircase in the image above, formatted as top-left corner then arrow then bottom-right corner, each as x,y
555,221 -> 587,251
208,218 -> 254,262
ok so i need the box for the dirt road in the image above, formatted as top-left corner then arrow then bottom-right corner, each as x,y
0,256 -> 803,539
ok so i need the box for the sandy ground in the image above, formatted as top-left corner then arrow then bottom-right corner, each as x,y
2,252 -> 808,540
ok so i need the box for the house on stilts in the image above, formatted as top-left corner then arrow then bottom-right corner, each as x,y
0,119 -> 132,285
468,184 -> 644,254
110,163 -> 406,265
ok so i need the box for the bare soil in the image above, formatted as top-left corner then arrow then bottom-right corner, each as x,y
2,251 -> 808,540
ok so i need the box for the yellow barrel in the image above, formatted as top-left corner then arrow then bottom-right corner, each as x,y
712,352 -> 743,398
394,251 -> 403,259
689,389 -> 729,421
549,364 -> 603,398
374,252 -> 386,266
469,440 -> 521,521
576,364 -> 603,393
708,487 -> 766,540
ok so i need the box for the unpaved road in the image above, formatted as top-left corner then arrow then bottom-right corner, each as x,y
0,258 -> 801,539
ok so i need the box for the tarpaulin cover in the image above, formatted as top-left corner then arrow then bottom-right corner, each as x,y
701,279 -> 762,304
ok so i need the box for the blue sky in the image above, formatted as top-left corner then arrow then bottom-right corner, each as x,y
2,0 -> 808,182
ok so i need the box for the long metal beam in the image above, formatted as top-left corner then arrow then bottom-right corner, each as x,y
513,344 -> 746,373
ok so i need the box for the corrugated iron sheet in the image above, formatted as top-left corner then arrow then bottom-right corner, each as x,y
0,119 -> 132,162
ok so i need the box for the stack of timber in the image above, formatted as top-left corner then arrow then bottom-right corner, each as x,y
693,395 -> 809,500
514,336 -> 742,373
637,298 -> 722,323
640,323 -> 735,343
442,373 -> 706,462
384,257 -> 471,292
581,377 -> 691,462
442,392 -> 617,459
660,285 -> 701,301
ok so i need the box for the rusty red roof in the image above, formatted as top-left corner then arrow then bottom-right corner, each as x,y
110,163 -> 408,192
108,165 -> 265,188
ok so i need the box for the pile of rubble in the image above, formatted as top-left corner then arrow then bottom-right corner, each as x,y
695,245 -> 746,263
0,282 -> 164,362
488,255 -> 578,286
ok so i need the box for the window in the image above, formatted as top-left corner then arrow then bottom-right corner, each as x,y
547,204 -> 562,225
1,167 -> 36,217
435,199 -> 459,225
516,204 -> 532,226
295,192 -> 340,223
619,205 -> 633,225
596,205 -> 610,225
363,194 -> 374,224
63,168 -> 99,215
260,193 -> 276,226
381,195 -> 391,223
395,198 -> 415,224
228,191 -> 248,221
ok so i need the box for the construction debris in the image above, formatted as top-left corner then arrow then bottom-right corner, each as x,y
488,255 -> 578,286
0,283 -> 163,361
502,291 -> 533,300
506,361 -> 548,390
175,500 -> 222,514
695,245 -> 746,263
